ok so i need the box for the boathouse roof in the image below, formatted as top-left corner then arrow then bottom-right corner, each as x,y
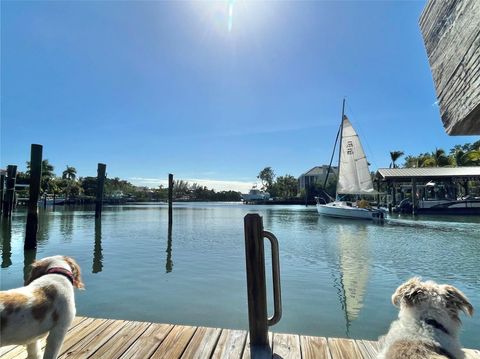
376,167 -> 480,181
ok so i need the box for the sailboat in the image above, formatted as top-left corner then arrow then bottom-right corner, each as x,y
317,100 -> 385,220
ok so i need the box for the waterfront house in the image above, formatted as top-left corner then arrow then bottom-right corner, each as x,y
298,165 -> 338,192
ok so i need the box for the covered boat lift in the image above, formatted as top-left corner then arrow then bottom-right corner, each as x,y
375,167 -> 480,214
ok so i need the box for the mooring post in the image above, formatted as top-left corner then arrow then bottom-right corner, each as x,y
25,144 -> 43,250
95,163 -> 107,219
3,165 -> 18,218
168,173 -> 173,224
0,173 -> 5,215
411,178 -> 417,215
244,213 -> 282,357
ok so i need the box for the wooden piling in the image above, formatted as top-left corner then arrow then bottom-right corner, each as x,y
95,163 -> 107,219
166,217 -> 173,273
25,144 -> 43,250
411,178 -> 417,215
244,214 -> 269,348
168,173 -> 173,224
93,219 -> 103,273
3,165 -> 17,218
0,173 -> 5,214
244,214 -> 283,358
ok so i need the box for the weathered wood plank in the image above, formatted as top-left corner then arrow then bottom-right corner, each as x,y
419,0 -> 480,134
59,319 -> 126,358
299,335 -> 331,359
181,326 -> 222,359
272,333 -> 301,359
356,340 -> 380,359
0,317 -> 90,359
150,325 -> 197,359
118,323 -> 173,359
241,331 -> 272,359
327,338 -> 366,359
212,329 -> 247,359
83,320 -> 151,359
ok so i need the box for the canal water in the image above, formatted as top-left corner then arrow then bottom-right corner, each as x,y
1,203 -> 479,348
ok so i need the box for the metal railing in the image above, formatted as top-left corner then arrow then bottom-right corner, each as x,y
244,213 -> 282,356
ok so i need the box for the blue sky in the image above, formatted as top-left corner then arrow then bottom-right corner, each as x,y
1,1 -> 478,192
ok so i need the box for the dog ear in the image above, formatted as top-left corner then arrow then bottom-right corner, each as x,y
443,285 -> 474,317
63,256 -> 85,289
25,259 -> 50,285
392,277 -> 424,307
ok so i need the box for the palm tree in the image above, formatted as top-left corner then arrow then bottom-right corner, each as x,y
62,165 -> 77,180
421,149 -> 449,167
389,151 -> 404,168
26,159 -> 55,178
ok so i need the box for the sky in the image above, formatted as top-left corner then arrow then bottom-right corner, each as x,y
1,1 -> 479,192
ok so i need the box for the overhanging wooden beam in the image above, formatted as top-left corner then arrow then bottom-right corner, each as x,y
419,0 -> 480,135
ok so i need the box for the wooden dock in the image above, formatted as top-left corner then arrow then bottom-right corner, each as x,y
1,317 -> 479,359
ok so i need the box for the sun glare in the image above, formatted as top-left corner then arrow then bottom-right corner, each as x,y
191,1 -> 276,39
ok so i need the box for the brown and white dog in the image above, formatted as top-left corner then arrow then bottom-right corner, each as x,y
0,255 -> 84,359
377,277 -> 474,359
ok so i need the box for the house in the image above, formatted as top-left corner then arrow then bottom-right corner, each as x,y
298,165 -> 338,191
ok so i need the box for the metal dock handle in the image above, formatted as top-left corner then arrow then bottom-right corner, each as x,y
244,213 -> 282,349
262,230 -> 282,326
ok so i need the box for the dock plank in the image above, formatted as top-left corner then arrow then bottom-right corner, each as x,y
356,340 -> 380,359
0,317 -> 90,359
300,335 -> 331,359
118,323 -> 173,359
60,319 -> 126,358
212,329 -> 247,359
272,333 -> 301,359
328,338 -> 366,359
3,317 -> 479,359
150,325 -> 197,359
181,326 -> 222,359
89,320 -> 151,359
242,332 -> 273,359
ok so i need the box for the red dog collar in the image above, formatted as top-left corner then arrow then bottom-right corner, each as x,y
46,267 -> 74,285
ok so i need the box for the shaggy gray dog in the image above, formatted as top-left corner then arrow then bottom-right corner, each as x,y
377,277 -> 473,359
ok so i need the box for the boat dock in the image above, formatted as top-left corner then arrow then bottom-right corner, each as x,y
1,316 -> 479,359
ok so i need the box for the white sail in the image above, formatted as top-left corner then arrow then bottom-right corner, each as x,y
336,116 -> 376,195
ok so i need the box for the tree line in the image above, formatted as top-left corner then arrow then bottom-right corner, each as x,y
14,161 -> 241,202
389,140 -> 480,168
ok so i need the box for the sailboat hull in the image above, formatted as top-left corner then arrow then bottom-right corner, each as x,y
317,202 -> 384,220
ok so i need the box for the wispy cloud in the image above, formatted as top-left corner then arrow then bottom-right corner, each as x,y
129,177 -> 259,192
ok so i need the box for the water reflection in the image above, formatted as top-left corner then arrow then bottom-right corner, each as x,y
166,217 -> 173,273
337,224 -> 369,333
325,222 -> 370,336
93,219 -> 103,273
60,211 -> 75,242
1,218 -> 12,268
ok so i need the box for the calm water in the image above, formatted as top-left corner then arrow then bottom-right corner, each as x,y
1,203 -> 479,348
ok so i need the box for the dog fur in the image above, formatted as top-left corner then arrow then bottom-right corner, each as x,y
377,277 -> 473,359
0,255 -> 84,359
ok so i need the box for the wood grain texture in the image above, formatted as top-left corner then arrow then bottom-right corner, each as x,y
272,333 -> 301,359
181,326 -> 222,359
327,338 -> 366,359
150,325 -> 197,359
211,329 -> 247,359
419,0 -> 480,134
118,323 -> 173,359
300,335 -> 332,359
3,316 -> 480,359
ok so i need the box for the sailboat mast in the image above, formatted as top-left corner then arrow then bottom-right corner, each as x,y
335,98 -> 346,200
